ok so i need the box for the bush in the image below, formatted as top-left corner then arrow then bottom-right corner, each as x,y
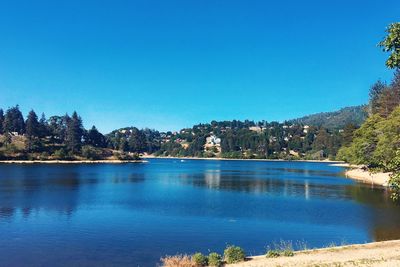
53,148 -> 67,160
265,249 -> 281,258
282,249 -> 294,257
82,145 -> 102,160
265,241 -> 294,258
161,254 -> 195,267
39,152 -> 50,160
113,151 -> 140,161
192,252 -> 208,266
224,245 -> 245,264
208,252 -> 222,266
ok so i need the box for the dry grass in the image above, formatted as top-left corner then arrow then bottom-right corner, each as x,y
161,254 -> 196,267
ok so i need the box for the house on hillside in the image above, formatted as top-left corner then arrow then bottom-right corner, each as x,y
204,135 -> 221,153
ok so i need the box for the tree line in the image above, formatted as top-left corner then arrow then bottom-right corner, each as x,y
338,22 -> 400,201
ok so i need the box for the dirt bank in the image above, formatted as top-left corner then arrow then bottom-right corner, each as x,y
230,240 -> 400,267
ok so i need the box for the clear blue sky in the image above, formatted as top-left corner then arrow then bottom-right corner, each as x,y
0,0 -> 398,133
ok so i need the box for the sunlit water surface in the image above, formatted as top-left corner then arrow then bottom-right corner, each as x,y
0,159 -> 399,266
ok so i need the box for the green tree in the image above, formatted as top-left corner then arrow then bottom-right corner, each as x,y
341,123 -> 357,147
48,115 -> 69,143
379,22 -> 400,69
373,106 -> 400,168
0,109 -> 4,134
38,113 -> 49,138
368,80 -> 387,115
128,128 -> 146,153
3,105 -> 25,134
25,110 -> 40,151
65,111 -> 83,153
86,126 -> 106,147
119,138 -> 129,152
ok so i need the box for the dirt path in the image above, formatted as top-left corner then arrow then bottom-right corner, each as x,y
229,240 -> 400,267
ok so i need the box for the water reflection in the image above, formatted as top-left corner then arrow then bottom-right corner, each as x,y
346,185 -> 400,241
0,165 -> 146,220
178,171 -> 354,201
0,160 -> 400,267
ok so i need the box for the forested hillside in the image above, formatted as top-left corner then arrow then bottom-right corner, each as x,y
289,106 -> 367,129
0,107 -> 139,161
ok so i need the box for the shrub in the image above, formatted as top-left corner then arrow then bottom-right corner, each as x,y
224,245 -> 245,264
265,240 -> 294,258
39,152 -> 50,160
192,252 -> 208,266
208,252 -> 223,266
282,249 -> 294,257
161,254 -> 195,267
81,145 -> 102,160
265,249 -> 281,258
114,151 -> 140,161
53,148 -> 67,160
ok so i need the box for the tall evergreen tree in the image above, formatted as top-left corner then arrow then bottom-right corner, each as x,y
25,110 -> 40,138
65,111 -> 83,153
86,126 -> 106,147
38,113 -> 49,138
25,110 -> 40,151
119,138 -> 129,152
48,115 -> 69,143
0,109 -> 4,134
128,128 -> 146,153
3,105 -> 25,134
368,80 -> 386,115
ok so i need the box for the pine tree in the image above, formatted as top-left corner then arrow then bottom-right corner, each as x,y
86,126 -> 106,147
128,128 -> 146,153
25,110 -> 40,151
65,111 -> 83,154
39,113 -> 48,138
3,105 -> 25,134
0,109 -> 4,134
119,138 -> 129,152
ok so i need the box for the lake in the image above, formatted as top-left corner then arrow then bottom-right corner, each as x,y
0,159 -> 399,266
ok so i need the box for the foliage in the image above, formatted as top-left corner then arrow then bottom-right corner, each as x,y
265,240 -> 294,258
338,106 -> 400,170
207,252 -> 223,267
3,105 -> 25,134
53,148 -> 68,160
223,245 -> 246,264
336,114 -> 383,165
160,255 -> 195,267
265,249 -> 281,258
388,151 -> 400,201
65,111 -> 84,153
81,145 -> 102,160
86,126 -> 106,147
0,109 -> 4,134
191,252 -> 208,266
289,105 -> 367,129
379,22 -> 400,69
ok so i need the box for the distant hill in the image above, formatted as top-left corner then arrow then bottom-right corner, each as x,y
288,105 -> 367,129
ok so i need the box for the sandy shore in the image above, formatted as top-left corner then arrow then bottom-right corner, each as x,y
0,160 -> 147,164
229,240 -> 400,267
345,168 -> 391,186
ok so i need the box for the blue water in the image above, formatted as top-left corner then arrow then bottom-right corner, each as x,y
0,159 -> 399,266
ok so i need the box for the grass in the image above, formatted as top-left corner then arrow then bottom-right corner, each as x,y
265,240 -> 295,258
160,254 -> 195,267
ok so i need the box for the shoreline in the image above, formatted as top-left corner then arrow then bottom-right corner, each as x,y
0,157 -> 391,187
142,155 -> 343,163
229,239 -> 400,266
0,159 -> 147,164
345,167 -> 391,186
